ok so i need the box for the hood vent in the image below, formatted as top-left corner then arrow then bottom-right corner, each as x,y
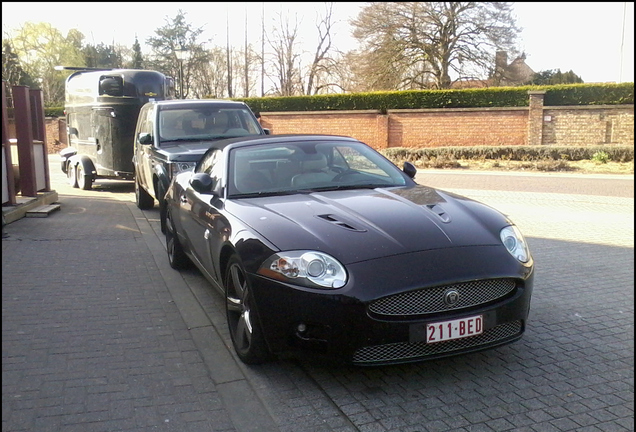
426,204 -> 451,223
317,214 -> 366,232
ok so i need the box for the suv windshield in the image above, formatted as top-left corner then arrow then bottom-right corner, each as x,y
159,107 -> 261,144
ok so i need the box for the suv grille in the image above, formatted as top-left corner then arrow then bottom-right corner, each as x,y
352,320 -> 522,365
368,278 -> 517,316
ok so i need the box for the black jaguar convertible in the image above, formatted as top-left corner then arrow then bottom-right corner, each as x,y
163,134 -> 534,366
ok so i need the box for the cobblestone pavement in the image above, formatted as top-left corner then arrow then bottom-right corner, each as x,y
3,160 -> 633,432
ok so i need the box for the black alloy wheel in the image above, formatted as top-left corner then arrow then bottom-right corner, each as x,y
165,208 -> 190,270
225,255 -> 272,365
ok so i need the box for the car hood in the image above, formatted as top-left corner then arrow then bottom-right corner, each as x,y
226,185 -> 512,264
159,142 -> 212,162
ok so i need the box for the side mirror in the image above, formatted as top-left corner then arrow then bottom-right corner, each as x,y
263,128 -> 270,135
403,161 -> 417,178
190,173 -> 216,194
138,133 -> 153,145
68,126 -> 79,136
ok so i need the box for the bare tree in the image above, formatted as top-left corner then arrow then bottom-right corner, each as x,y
350,2 -> 520,90
266,11 -> 303,96
304,2 -> 340,95
190,46 -> 227,98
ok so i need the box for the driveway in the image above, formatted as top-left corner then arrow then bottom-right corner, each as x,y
3,156 -> 633,432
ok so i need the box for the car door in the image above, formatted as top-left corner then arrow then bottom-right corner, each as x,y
134,105 -> 155,193
180,149 -> 225,283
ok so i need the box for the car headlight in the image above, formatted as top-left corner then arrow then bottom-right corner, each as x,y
257,251 -> 347,289
170,162 -> 195,177
500,225 -> 532,265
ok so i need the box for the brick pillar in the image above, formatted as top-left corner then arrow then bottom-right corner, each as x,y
13,86 -> 38,197
2,82 -> 17,205
527,90 -> 546,146
376,113 -> 389,148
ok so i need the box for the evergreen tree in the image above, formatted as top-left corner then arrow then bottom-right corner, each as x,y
531,69 -> 584,85
131,37 -> 144,69
2,41 -> 37,88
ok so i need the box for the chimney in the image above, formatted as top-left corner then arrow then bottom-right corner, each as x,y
495,51 -> 508,71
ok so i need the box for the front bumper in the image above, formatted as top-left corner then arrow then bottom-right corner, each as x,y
248,245 -> 534,366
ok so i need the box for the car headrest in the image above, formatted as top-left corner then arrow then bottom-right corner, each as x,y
301,153 -> 328,171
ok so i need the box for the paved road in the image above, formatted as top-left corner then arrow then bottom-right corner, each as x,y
2,158 -> 633,432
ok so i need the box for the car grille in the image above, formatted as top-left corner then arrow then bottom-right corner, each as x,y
368,278 -> 517,316
352,320 -> 522,365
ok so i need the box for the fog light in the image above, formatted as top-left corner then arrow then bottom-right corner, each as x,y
297,323 -> 307,333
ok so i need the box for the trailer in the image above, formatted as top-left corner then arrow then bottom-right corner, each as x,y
59,68 -> 173,189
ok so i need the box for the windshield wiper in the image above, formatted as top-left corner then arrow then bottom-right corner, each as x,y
231,190 -> 294,198
161,135 -> 227,144
309,184 -> 390,192
160,137 -> 204,144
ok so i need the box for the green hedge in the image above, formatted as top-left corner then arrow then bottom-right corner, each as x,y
382,145 -> 634,163
231,83 -> 633,113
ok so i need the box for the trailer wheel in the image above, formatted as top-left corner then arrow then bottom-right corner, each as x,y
68,163 -> 79,188
76,164 -> 93,190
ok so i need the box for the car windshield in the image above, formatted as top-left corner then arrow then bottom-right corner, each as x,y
227,141 -> 410,198
159,107 -> 261,145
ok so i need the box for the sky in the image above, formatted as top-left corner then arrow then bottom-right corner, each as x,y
2,2 -> 634,84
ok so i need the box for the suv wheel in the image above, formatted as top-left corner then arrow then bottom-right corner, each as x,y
135,178 -> 154,209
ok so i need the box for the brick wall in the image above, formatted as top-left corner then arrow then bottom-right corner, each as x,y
11,100 -> 634,154
261,104 -> 633,149
386,108 -> 528,147
542,106 -> 635,146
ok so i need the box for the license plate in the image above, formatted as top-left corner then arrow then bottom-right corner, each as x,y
425,315 -> 483,343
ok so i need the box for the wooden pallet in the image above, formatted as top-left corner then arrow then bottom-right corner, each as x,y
25,203 -> 61,218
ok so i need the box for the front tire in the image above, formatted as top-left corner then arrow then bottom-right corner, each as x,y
135,178 -> 154,210
225,255 -> 273,365
165,208 -> 190,270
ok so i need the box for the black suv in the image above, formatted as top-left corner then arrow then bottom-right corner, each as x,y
133,99 -> 267,232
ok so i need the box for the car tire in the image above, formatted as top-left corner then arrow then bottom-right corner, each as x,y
225,255 -> 273,365
135,178 -> 154,210
158,186 -> 167,234
76,164 -> 92,190
68,163 -> 79,188
165,208 -> 190,270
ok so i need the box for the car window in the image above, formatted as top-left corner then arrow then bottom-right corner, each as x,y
159,106 -> 261,143
228,141 -> 409,197
207,150 -> 224,186
136,106 -> 153,138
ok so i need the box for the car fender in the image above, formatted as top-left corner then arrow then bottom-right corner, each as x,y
153,161 -> 171,199
231,227 -> 278,274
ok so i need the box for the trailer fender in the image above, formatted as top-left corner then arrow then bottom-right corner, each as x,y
60,147 -> 77,174
74,156 -> 97,190
67,155 -> 96,177
78,156 -> 97,177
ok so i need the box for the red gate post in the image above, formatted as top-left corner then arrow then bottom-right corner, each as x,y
12,86 -> 37,197
2,81 -> 17,205
29,88 -> 51,191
